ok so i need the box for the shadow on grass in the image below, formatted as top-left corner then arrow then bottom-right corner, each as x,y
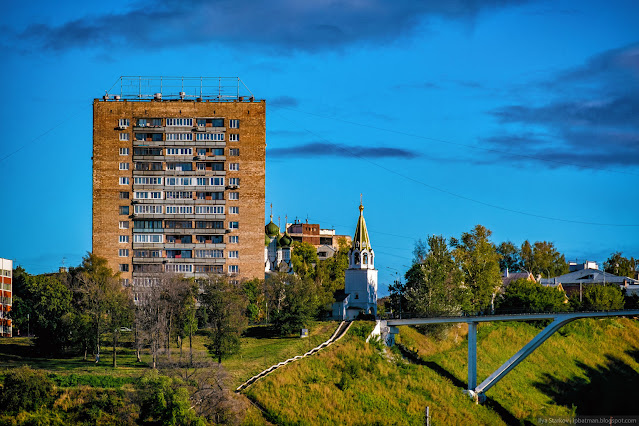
534,350 -> 639,416
396,345 -> 528,426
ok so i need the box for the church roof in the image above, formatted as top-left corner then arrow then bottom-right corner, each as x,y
352,202 -> 372,251
265,220 -> 280,237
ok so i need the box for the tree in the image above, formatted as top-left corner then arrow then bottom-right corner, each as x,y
452,225 -> 502,314
315,237 -> 350,294
137,371 -> 205,426
497,279 -> 568,314
200,276 -> 247,363
604,252 -> 636,278
404,235 -> 464,317
291,241 -> 318,281
242,278 -> 264,324
497,241 -> 521,273
519,240 -> 568,278
265,273 -> 320,335
18,274 -> 74,353
72,253 -> 133,366
575,284 -> 625,311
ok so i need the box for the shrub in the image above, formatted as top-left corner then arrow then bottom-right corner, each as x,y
0,366 -> 56,414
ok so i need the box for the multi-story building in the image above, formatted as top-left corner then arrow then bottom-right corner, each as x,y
286,219 -> 351,259
0,258 -> 12,337
93,77 -> 265,293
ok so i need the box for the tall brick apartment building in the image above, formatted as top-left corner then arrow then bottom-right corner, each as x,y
93,77 -> 265,292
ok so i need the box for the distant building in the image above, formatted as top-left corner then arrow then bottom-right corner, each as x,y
332,202 -> 378,320
0,258 -> 12,337
501,269 -> 536,288
569,261 -> 599,272
286,219 -> 351,259
540,268 -> 639,297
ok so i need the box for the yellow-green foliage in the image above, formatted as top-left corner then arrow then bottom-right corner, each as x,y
246,318 -> 639,425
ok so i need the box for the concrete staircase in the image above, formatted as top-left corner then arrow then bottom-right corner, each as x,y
236,321 -> 352,392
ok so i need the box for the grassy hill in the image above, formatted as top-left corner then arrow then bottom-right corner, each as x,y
1,318 -> 638,425
244,318 -> 639,425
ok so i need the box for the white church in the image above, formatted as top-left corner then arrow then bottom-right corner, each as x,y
332,202 -> 378,320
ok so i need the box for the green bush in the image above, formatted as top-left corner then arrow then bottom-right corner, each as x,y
0,366 -> 56,414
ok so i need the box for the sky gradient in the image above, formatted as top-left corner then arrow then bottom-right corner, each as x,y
1,0 -> 637,295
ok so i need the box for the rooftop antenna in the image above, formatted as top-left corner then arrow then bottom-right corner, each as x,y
285,215 -> 288,232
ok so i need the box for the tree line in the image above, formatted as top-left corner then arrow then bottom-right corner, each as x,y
387,225 -> 637,321
10,241 -> 351,364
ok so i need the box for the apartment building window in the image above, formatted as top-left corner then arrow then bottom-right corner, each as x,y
133,234 -> 163,243
228,265 -> 239,273
229,148 -> 239,156
229,134 -> 239,142
119,177 -> 129,185
119,206 -> 129,215
195,265 -> 223,274
166,206 -> 193,214
118,119 -> 129,128
229,221 -> 239,229
196,148 -> 224,156
229,206 -> 239,214
228,192 -> 239,200
166,162 -> 193,171
137,118 -> 162,127
119,162 -> 130,170
229,119 -> 239,129
135,162 -> 163,171
134,220 -> 163,231
195,205 -> 224,214
229,178 -> 240,186
136,133 -> 163,141
134,177 -> 162,185
120,278 -> 130,286
165,220 -> 192,229
195,133 -> 224,141
166,118 -> 193,126
119,249 -> 129,257
134,205 -> 163,214
195,249 -> 224,258
119,191 -> 130,199
228,251 -> 239,259
196,191 -> 224,200
165,191 -> 193,199
119,133 -> 129,141
166,177 -> 192,186
119,221 -> 129,229
165,264 -> 193,273
197,118 -> 224,127
228,163 -> 239,171
119,148 -> 129,155
166,147 -> 193,155
196,221 -> 224,229
166,133 -> 193,141
134,191 -> 163,199
119,264 -> 129,272
119,235 -> 129,243
229,235 -> 239,244
133,147 -> 162,156
196,235 -> 223,244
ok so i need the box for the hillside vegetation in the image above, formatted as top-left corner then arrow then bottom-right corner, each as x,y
245,318 -> 639,425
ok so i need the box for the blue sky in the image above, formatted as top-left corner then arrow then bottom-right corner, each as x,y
1,0 -> 637,295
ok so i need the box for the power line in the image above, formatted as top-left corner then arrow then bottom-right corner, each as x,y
0,105 -> 87,163
271,109 -> 639,228
271,105 -> 638,177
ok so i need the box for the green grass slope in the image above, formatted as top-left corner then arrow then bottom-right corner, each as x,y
245,318 -> 639,425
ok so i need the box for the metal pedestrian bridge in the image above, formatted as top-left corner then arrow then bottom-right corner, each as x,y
379,310 -> 639,403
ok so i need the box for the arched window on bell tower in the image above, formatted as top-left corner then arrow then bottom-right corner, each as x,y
363,252 -> 368,265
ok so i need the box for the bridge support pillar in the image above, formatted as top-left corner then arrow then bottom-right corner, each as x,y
467,321 -> 477,391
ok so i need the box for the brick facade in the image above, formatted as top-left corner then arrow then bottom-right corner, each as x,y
93,99 -> 265,286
